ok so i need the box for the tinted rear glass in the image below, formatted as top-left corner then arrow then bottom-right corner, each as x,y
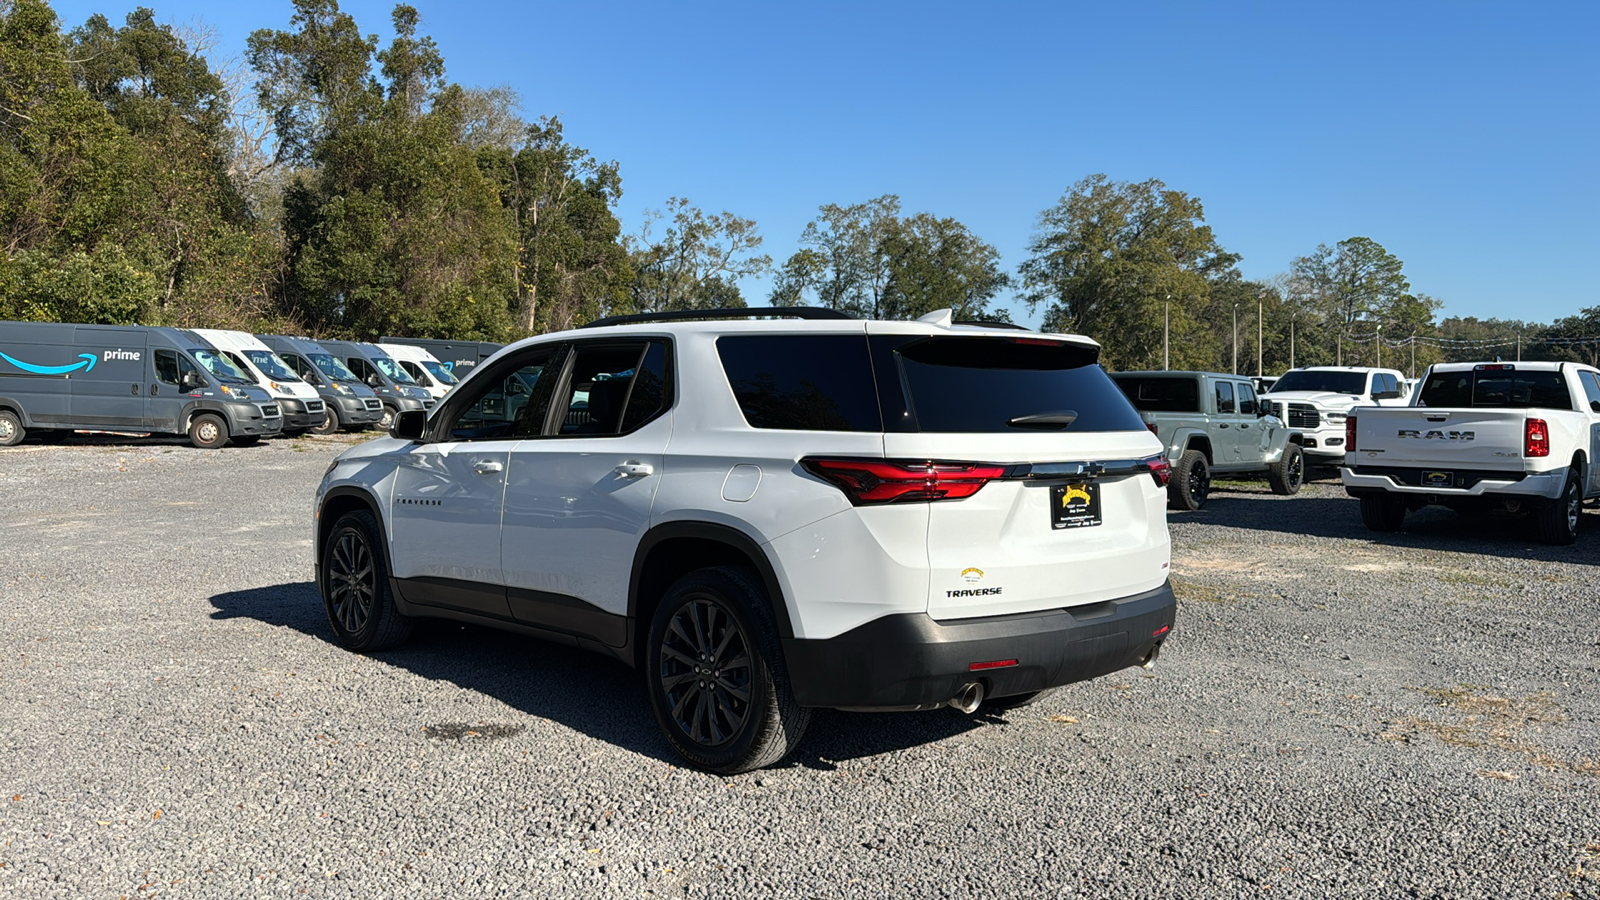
1111,376 -> 1200,413
888,337 -> 1146,433
1418,368 -> 1572,410
717,335 -> 882,431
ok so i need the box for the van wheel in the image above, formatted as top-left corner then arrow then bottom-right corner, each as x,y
311,407 -> 340,435
1535,469 -> 1581,546
379,405 -> 396,429
0,410 -> 23,446
1359,494 -> 1406,531
321,510 -> 414,651
1268,444 -> 1304,495
1168,450 -> 1210,511
646,566 -> 810,774
188,413 -> 228,450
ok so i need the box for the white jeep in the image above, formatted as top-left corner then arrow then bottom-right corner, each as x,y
313,308 -> 1177,772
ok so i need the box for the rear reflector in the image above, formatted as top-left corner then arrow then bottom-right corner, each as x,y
1153,625 -> 1170,638
968,659 -> 1018,671
1525,418 -> 1549,457
802,458 -> 1007,505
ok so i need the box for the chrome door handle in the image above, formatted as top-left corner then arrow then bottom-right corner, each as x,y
472,460 -> 504,475
614,462 -> 654,478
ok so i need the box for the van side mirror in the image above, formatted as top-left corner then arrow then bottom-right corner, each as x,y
1591,399 -> 1600,413
366,374 -> 383,387
181,372 -> 201,390
390,409 -> 426,441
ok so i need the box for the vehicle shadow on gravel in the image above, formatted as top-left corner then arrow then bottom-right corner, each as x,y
210,583 -> 992,770
1179,494 -> 1599,564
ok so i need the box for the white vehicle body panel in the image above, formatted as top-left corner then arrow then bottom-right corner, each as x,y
1261,366 -> 1408,460
192,328 -> 321,404
378,343 -> 457,400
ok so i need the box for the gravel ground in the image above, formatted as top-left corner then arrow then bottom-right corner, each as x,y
0,438 -> 1596,899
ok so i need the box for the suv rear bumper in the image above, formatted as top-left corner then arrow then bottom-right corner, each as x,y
781,581 -> 1175,710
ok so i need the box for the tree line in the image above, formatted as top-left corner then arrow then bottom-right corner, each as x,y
0,0 -> 1587,376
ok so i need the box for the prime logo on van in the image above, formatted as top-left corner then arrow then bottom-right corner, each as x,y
103,349 -> 141,361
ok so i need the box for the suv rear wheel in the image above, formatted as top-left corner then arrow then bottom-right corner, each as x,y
646,566 -> 810,774
1168,449 -> 1210,511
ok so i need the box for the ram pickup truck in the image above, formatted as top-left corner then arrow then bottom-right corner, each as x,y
1341,361 -> 1600,545
1111,370 -> 1305,510
1261,366 -> 1410,465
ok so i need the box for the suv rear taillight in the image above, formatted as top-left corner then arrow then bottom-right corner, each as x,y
1525,418 -> 1550,457
1143,455 -> 1171,486
802,458 -> 1006,504
1345,415 -> 1356,453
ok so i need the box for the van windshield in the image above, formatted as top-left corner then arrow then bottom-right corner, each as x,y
421,360 -> 458,385
245,350 -> 301,381
372,356 -> 418,384
310,353 -> 359,383
193,349 -> 253,384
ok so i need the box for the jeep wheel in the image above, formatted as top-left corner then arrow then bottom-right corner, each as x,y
188,413 -> 228,450
1535,469 -> 1581,546
1168,450 -> 1210,511
0,410 -> 23,446
1359,494 -> 1406,532
646,566 -> 810,774
311,406 -> 340,435
1268,444 -> 1304,495
321,510 -> 414,651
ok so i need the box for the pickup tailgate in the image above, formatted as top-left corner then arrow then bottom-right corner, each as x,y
1350,407 -> 1529,470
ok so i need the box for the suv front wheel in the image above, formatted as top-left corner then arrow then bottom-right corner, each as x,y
321,510 -> 415,651
646,566 -> 810,774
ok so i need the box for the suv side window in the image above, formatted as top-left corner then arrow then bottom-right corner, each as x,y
718,335 -> 881,431
445,344 -> 565,441
1237,382 -> 1257,415
1214,380 -> 1235,414
555,340 -> 670,437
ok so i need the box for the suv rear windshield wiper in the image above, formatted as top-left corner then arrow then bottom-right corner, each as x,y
1008,411 -> 1078,428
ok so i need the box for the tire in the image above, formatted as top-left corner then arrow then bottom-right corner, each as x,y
232,436 -> 261,446
0,409 -> 23,446
188,413 -> 229,450
1267,444 -> 1304,495
379,405 -> 396,429
311,406 -> 340,436
321,510 -> 414,652
1535,469 -> 1581,546
645,566 -> 811,774
1359,494 -> 1406,532
1168,450 -> 1210,511
984,687 -> 1058,711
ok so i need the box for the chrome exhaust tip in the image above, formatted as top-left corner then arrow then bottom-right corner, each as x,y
948,682 -> 984,714
1140,642 -> 1163,670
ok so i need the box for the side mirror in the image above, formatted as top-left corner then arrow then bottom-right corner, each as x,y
1372,389 -> 1402,400
1257,405 -> 1270,417
367,374 -> 383,388
1591,399 -> 1600,413
390,409 -> 426,441
181,372 -> 201,390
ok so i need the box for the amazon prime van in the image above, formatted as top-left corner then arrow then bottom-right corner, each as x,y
256,335 -> 385,433
0,322 -> 282,448
376,342 -> 458,400
378,337 -> 502,378
315,340 -> 432,428
192,329 -> 326,435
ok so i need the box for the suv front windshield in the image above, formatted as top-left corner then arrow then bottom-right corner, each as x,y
372,357 -> 418,384
193,349 -> 252,384
310,353 -> 359,383
1271,371 -> 1367,395
245,350 -> 301,381
421,360 -> 458,385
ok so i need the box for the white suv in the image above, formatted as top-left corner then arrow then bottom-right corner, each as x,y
1260,366 -> 1410,464
313,308 -> 1177,772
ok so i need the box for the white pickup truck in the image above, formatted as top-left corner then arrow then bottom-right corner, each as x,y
1260,366 -> 1411,466
1341,361 -> 1600,544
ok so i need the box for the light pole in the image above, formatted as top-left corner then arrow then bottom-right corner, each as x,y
1232,301 -> 1238,374
1410,332 -> 1416,377
1163,294 -> 1170,371
1376,324 -> 1383,368
1290,313 -> 1296,369
1257,291 -> 1264,377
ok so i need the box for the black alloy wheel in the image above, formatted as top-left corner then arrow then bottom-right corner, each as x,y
327,527 -> 376,636
321,510 -> 414,651
659,597 -> 753,748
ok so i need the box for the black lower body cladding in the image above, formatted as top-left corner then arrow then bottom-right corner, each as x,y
782,582 -> 1175,709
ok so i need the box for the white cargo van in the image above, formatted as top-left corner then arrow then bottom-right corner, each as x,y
377,343 -> 459,400
192,329 -> 326,435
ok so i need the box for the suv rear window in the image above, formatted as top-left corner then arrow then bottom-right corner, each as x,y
1111,376 -> 1200,413
717,335 -> 882,431
1418,368 -> 1572,410
879,336 -> 1146,433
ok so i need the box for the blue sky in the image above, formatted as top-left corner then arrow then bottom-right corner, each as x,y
54,0 -> 1600,327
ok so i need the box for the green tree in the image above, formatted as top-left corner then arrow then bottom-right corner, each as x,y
1018,175 -> 1239,371
627,197 -> 770,313
1287,236 -> 1431,366
771,195 -> 899,317
879,213 -> 1011,321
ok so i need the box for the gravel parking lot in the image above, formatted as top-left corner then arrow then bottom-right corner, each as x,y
1,438 -> 1596,898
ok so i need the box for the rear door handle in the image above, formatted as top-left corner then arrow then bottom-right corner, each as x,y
614,462 -> 654,478
472,460 -> 504,475
1218,423 -> 1230,428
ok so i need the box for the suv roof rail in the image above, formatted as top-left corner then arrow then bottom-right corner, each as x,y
580,307 -> 857,329
953,320 -> 1032,332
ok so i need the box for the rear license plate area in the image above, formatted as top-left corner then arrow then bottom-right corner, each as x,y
1050,482 -> 1102,529
1421,471 -> 1454,488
